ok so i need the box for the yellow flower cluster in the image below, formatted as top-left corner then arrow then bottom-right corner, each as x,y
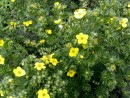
41,54 -> 58,66
37,89 -> 50,98
74,8 -> 87,19
23,20 -> 32,26
13,67 -> 26,77
119,18 -> 128,28
67,70 -> 76,77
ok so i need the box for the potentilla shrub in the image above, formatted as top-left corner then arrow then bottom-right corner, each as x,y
0,0 -> 130,98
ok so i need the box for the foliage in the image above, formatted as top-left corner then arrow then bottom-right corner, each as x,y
0,0 -> 130,98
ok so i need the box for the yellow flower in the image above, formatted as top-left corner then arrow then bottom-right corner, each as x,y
54,19 -> 62,24
10,22 -> 16,28
41,56 -> 48,61
67,70 -> 76,77
128,3 -> 130,7
66,43 -> 72,48
0,39 -> 4,47
76,33 -> 89,44
74,9 -> 87,19
110,64 -> 116,71
0,90 -> 4,96
11,0 -> 15,2
80,55 -> 84,59
69,47 -> 79,57
48,53 -> 54,59
23,20 -> 32,26
37,89 -> 50,98
54,2 -> 61,9
45,29 -> 52,34
119,18 -> 128,28
28,20 -> 32,24
49,58 -> 58,66
13,67 -> 26,77
41,54 -> 56,65
0,55 -> 5,65
34,62 -> 46,70
39,39 -> 45,44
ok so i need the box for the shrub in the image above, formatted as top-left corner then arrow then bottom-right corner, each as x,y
0,0 -> 130,98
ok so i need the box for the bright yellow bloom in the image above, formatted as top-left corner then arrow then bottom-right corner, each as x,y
41,54 -> 55,64
0,55 -> 5,65
74,9 -> 87,19
76,33 -> 89,44
34,62 -> 46,70
0,39 -> 4,47
37,89 -> 50,98
48,53 -> 54,59
13,67 -> 26,77
69,47 -> 79,57
128,3 -> 130,7
41,56 -> 48,61
54,19 -> 62,24
119,18 -> 128,28
39,39 -> 45,44
0,90 -> 4,96
11,0 -> 15,2
45,29 -> 52,34
23,20 -> 32,26
49,58 -> 58,66
28,20 -> 32,24
41,55 -> 49,64
10,22 -> 16,28
54,2 -> 61,9
67,70 -> 76,77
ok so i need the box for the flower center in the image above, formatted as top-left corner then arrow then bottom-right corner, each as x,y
18,71 -> 22,74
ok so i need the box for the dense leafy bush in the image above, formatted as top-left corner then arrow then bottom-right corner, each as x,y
0,0 -> 130,98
